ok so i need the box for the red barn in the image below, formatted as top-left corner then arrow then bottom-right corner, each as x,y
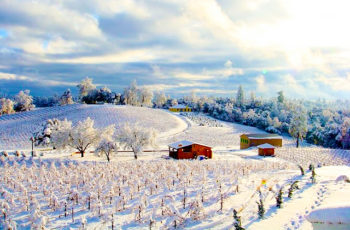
257,143 -> 275,156
168,140 -> 212,159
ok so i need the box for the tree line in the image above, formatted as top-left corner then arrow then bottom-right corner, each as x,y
1,77 -> 350,149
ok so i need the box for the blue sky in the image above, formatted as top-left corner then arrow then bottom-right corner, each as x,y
0,0 -> 350,99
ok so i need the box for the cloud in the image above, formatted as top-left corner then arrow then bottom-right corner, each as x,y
44,49 -> 156,64
0,72 -> 29,80
0,0 -> 349,99
283,74 -> 306,96
0,0 -> 103,40
173,72 -> 213,81
316,73 -> 350,91
0,72 -> 76,87
99,13 -> 146,39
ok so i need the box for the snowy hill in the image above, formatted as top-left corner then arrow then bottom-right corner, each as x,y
0,104 -> 186,150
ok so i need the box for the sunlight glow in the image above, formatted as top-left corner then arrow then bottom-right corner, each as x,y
238,0 -> 350,69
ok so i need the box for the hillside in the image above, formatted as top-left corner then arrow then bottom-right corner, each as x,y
0,104 -> 187,150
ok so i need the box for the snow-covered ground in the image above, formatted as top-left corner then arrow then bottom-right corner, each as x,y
0,106 -> 350,229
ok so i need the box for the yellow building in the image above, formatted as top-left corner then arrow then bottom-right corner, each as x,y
240,133 -> 282,149
169,105 -> 192,112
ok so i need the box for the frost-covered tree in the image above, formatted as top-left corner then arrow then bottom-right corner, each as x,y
59,89 -> 74,105
50,117 -> 99,157
77,77 -> 96,99
114,93 -> 121,104
95,140 -> 118,162
170,98 -> 178,106
184,91 -> 198,105
34,118 -> 66,147
139,88 -> 153,107
68,117 -> 99,157
0,98 -> 15,115
289,106 -> 308,148
117,123 -> 157,159
337,117 -> 350,149
14,90 -> 35,112
250,91 -> 256,104
49,119 -> 73,149
82,86 -> 114,104
236,85 -> 244,107
98,86 -> 112,103
33,95 -> 59,107
154,91 -> 167,108
123,80 -> 140,106
273,117 -> 282,128
95,125 -> 118,162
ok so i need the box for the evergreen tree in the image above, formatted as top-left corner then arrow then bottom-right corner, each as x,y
256,191 -> 265,219
233,209 -> 245,230
277,91 -> 285,103
288,181 -> 299,198
276,188 -> 283,208
311,167 -> 316,183
236,85 -> 244,107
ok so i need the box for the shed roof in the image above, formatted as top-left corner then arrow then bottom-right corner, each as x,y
169,140 -> 193,149
168,140 -> 211,149
170,104 -> 188,109
257,143 -> 276,149
241,133 -> 282,139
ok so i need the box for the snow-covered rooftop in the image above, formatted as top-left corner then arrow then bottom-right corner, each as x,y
241,133 -> 282,139
169,140 -> 194,149
168,140 -> 211,149
257,143 -> 276,149
306,205 -> 350,224
170,104 -> 188,109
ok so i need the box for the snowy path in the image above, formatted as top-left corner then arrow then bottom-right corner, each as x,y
156,110 -> 191,146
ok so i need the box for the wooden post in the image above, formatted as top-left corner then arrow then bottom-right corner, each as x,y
30,137 -> 35,157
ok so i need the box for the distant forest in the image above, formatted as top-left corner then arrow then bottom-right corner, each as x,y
1,78 -> 350,150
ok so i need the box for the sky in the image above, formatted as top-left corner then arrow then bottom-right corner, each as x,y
0,0 -> 350,99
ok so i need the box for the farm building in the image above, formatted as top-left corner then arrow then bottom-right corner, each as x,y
240,133 -> 282,149
169,105 -> 192,112
168,140 -> 212,159
257,143 -> 275,156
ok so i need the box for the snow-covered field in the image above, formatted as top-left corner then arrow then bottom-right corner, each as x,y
0,106 -> 350,229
